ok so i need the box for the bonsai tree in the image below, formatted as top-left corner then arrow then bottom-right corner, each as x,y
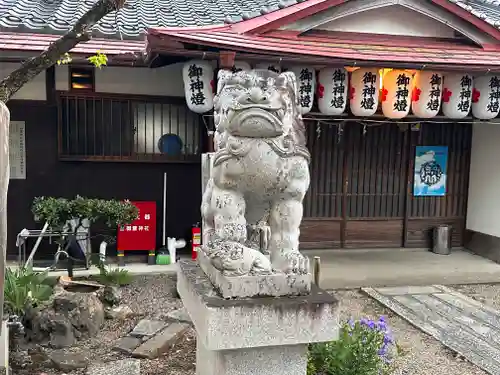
31,195 -> 138,276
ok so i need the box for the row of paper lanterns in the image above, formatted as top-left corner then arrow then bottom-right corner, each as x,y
182,60 -> 500,121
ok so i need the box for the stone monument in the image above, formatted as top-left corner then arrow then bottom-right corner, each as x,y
178,68 -> 339,375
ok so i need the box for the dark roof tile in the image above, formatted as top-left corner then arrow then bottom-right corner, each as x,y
0,0 -> 498,40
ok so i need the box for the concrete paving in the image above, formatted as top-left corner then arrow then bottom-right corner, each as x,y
307,248 -> 500,290
363,285 -> 500,374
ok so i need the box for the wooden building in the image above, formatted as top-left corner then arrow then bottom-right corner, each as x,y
1,0 -> 500,259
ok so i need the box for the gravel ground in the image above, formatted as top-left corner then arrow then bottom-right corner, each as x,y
453,283 -> 500,310
12,274 -> 196,375
12,276 -> 495,375
332,289 -> 488,375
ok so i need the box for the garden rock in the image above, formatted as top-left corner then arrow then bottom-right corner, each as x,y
113,336 -> 142,354
132,322 -> 190,359
105,305 -> 133,320
97,286 -> 121,306
166,308 -> 192,324
130,319 -> 166,338
23,290 -> 105,348
49,351 -> 88,371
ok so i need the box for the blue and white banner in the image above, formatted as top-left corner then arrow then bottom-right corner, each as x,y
413,146 -> 448,196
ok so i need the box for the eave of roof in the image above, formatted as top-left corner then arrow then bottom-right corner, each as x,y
0,31 -> 145,57
147,27 -> 500,72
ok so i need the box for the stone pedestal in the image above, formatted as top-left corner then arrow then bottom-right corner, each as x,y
178,260 -> 339,375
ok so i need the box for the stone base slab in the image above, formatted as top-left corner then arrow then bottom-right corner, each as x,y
178,260 -> 339,351
198,250 -> 312,298
197,337 -> 307,375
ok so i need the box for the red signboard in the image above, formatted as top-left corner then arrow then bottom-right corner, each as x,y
117,201 -> 157,251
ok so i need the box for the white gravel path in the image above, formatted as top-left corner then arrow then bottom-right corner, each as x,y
332,289 -> 488,375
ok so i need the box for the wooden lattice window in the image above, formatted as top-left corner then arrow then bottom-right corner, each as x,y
57,92 -> 202,162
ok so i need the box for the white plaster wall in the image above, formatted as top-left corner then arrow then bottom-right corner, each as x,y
317,5 -> 456,38
56,63 -> 185,97
466,122 -> 500,237
0,62 -> 46,100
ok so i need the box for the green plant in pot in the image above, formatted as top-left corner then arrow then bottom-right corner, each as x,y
31,196 -> 138,276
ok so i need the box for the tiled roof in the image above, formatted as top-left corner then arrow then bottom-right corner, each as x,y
0,0 -> 497,39
452,0 -> 500,28
0,0 -> 290,38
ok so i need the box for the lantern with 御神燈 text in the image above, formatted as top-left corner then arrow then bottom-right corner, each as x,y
471,75 -> 500,120
182,60 -> 215,114
317,67 -> 348,115
349,68 -> 380,117
381,69 -> 412,119
290,66 -> 316,114
442,73 -> 473,119
411,72 -> 442,118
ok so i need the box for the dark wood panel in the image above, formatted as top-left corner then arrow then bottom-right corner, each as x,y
344,219 -> 404,248
300,219 -> 341,249
406,218 -> 465,248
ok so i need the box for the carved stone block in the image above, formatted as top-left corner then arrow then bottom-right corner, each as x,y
198,250 -> 311,298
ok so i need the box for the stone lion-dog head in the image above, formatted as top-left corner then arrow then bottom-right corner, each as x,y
213,69 -> 306,150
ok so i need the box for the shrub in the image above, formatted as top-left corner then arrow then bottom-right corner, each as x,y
95,262 -> 133,286
308,316 -> 400,375
4,268 -> 53,316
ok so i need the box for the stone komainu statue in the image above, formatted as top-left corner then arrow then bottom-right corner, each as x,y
201,69 -> 311,276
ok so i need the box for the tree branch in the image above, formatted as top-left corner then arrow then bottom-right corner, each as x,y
0,0 -> 126,103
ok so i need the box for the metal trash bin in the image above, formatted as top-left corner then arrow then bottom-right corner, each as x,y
432,225 -> 451,255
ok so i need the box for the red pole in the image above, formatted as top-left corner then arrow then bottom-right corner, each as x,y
192,224 -> 201,260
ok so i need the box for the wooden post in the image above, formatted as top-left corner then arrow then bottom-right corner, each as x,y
313,256 -> 321,287
0,102 -> 9,331
219,51 -> 236,70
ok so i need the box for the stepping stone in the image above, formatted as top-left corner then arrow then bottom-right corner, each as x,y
87,359 -> 140,375
49,351 -> 88,371
113,336 -> 142,354
132,322 -> 190,359
166,308 -> 192,324
130,319 -> 167,338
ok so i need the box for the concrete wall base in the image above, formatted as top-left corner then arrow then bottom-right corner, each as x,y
465,230 -> 500,264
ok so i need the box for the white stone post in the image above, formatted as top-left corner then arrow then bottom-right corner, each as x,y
0,102 -> 9,329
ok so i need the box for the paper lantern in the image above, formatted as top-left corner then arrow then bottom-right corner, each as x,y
442,73 -> 473,119
349,68 -> 380,117
411,72 -> 442,118
232,61 -> 251,72
182,60 -> 215,114
290,66 -> 316,114
472,75 -> 500,120
317,68 -> 348,115
381,69 -> 413,119
255,63 -> 281,73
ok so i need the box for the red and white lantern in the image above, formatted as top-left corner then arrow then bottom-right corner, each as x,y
349,68 -> 380,117
317,67 -> 348,115
472,75 -> 500,120
381,69 -> 413,119
442,73 -> 473,119
255,63 -> 282,73
182,60 -> 215,114
411,72 -> 442,118
290,66 -> 316,114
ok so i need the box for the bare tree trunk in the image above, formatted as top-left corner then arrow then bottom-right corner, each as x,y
0,0 -> 126,103
0,0 -> 127,334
